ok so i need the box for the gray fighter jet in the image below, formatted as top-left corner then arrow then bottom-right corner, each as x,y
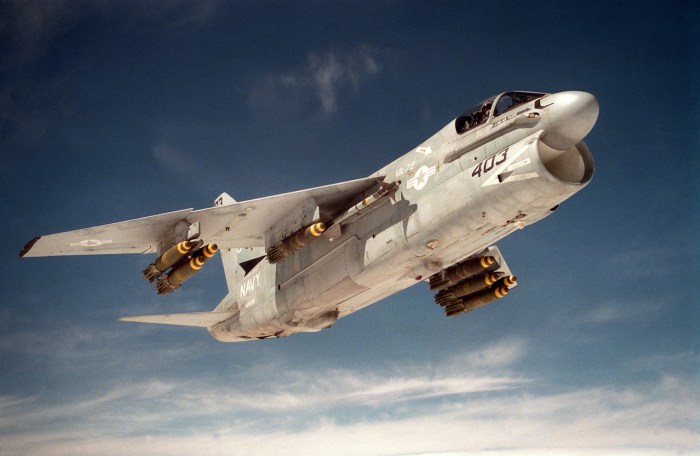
20,90 -> 599,342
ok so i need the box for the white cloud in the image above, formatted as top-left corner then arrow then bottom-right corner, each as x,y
578,299 -> 662,325
165,372 -> 525,416
152,142 -> 196,177
628,351 -> 697,374
1,340 -> 697,455
604,242 -> 689,278
248,46 -> 383,116
1,375 -> 696,456
452,337 -> 530,369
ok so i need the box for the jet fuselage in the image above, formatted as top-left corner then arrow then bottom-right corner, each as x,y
208,91 -> 598,341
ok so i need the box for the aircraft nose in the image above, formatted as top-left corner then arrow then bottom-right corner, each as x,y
542,91 -> 599,150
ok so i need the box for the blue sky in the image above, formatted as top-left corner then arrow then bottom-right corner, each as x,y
2,1 -> 697,454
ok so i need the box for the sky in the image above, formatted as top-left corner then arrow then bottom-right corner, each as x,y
1,0 -> 697,454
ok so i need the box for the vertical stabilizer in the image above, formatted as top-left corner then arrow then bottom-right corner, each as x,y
214,193 -> 266,293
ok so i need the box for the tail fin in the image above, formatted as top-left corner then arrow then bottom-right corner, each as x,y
214,193 -> 266,293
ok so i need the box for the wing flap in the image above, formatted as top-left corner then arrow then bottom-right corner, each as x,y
119,311 -> 236,327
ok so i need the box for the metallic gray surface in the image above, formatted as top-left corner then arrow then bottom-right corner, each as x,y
21,90 -> 599,342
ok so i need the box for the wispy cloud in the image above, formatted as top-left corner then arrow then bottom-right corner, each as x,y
1,340 -> 697,455
1,374 -> 696,455
167,371 -> 525,416
627,351 -> 698,376
452,337 -> 530,369
0,338 -> 528,451
578,299 -> 662,325
151,142 -> 196,177
248,45 -> 384,116
580,302 -> 629,324
604,239 -> 691,279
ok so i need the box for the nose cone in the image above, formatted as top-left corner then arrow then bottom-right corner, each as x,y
542,91 -> 599,150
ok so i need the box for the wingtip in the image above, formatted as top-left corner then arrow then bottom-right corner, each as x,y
19,236 -> 41,257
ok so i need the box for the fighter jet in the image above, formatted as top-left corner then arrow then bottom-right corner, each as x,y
20,90 -> 599,342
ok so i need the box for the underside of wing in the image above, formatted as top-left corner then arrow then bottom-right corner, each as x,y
119,311 -> 237,327
20,208 -> 193,257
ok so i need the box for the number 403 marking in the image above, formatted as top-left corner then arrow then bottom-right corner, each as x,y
472,148 -> 508,178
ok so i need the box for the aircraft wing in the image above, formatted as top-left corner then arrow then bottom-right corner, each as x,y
120,311 -> 237,327
192,176 -> 382,249
20,209 -> 194,257
20,176 -> 381,257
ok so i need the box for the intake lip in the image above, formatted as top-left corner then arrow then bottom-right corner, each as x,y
537,139 -> 595,185
541,91 -> 599,150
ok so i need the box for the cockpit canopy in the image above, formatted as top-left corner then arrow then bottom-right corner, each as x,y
455,91 -> 546,134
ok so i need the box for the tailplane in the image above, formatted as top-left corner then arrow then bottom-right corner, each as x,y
120,311 -> 236,327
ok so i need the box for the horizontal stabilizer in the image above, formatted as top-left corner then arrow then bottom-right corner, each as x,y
119,311 -> 236,327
